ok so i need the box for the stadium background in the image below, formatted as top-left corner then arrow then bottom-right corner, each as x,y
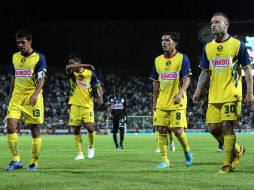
0,1 -> 254,134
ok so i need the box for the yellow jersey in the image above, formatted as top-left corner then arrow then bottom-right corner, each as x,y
200,36 -> 251,103
67,68 -> 100,108
9,51 -> 47,94
150,52 -> 192,110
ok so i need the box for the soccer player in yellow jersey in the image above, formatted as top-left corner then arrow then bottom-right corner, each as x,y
66,53 -> 103,160
5,29 -> 46,171
193,12 -> 254,173
151,32 -> 192,168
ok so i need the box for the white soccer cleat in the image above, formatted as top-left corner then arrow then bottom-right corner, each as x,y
155,147 -> 160,153
87,147 -> 95,158
170,143 -> 176,152
74,154 -> 85,160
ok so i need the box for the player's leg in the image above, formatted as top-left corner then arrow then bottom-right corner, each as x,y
154,126 -> 160,152
218,102 -> 239,173
5,94 -> 23,171
112,119 -> 120,149
81,106 -> 95,158
157,126 -> 170,168
119,125 -> 125,149
171,110 -> 192,166
5,118 -> 23,171
73,125 -> 84,160
69,105 -> 84,160
208,123 -> 224,152
86,122 -> 95,158
154,109 -> 170,168
28,124 -> 42,171
168,128 -> 175,152
24,93 -> 44,171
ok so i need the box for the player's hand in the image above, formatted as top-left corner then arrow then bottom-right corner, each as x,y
245,93 -> 254,107
192,89 -> 201,103
30,93 -> 38,106
84,64 -> 95,71
173,92 -> 183,104
152,102 -> 157,112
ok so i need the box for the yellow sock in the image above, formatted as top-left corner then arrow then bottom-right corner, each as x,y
234,143 -> 241,156
155,131 -> 159,148
74,135 -> 83,155
159,133 -> 169,163
7,133 -> 20,162
177,132 -> 191,153
224,135 -> 236,165
88,131 -> 96,148
32,137 -> 42,165
168,132 -> 174,144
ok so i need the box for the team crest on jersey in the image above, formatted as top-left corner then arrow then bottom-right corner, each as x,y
15,69 -> 33,77
210,58 -> 232,68
160,72 -> 178,80
76,80 -> 89,89
217,45 -> 223,51
21,58 -> 26,63
166,61 -> 171,66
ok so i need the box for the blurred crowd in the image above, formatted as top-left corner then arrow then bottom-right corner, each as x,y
0,73 -> 253,132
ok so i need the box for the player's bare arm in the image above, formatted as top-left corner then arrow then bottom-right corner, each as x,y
9,77 -> 15,99
66,63 -> 95,73
193,69 -> 210,103
173,76 -> 190,104
96,84 -> 104,106
30,77 -> 45,106
152,81 -> 159,112
243,65 -> 254,106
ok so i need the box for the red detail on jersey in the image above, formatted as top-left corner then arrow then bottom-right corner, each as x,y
211,58 -> 231,67
160,72 -> 178,80
15,69 -> 32,77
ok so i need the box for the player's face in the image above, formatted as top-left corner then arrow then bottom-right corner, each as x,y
16,37 -> 32,54
68,59 -> 80,65
211,15 -> 228,35
162,35 -> 177,52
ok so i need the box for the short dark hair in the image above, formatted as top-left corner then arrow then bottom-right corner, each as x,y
213,12 -> 229,24
15,28 -> 32,41
163,32 -> 180,43
68,53 -> 82,63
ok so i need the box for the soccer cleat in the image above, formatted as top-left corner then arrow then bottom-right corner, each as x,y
115,144 -> 120,150
217,145 -> 224,153
184,151 -> 193,166
157,162 -> 170,169
231,146 -> 246,170
27,164 -> 37,171
170,143 -> 176,152
87,147 -> 95,158
218,165 -> 233,174
155,147 -> 160,153
4,161 -> 23,171
74,154 -> 85,160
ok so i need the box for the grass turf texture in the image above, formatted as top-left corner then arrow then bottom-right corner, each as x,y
0,134 -> 254,190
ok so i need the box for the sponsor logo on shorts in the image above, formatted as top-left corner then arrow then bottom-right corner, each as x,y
210,58 -> 232,68
15,69 -> 33,77
160,72 -> 178,80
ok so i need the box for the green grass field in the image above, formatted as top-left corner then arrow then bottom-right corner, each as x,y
0,134 -> 254,190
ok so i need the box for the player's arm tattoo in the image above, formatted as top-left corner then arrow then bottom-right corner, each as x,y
243,65 -> 253,94
196,70 -> 210,91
